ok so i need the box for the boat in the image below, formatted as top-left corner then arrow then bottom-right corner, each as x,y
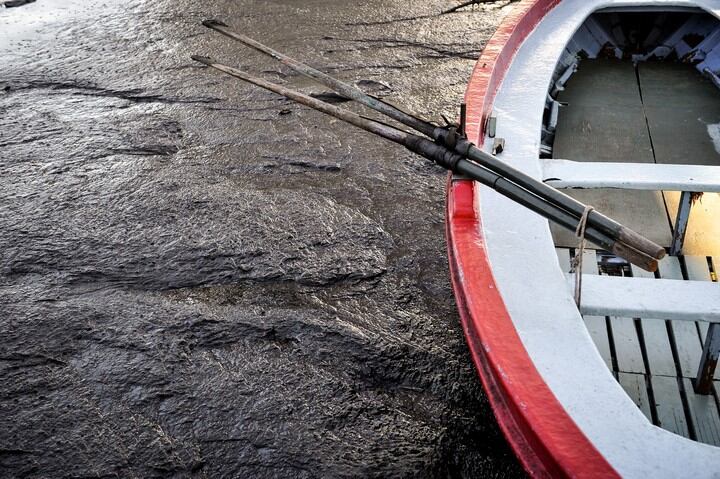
446,0 -> 720,476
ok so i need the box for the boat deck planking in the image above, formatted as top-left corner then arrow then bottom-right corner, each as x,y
556,248 -> 615,371
555,248 -> 720,446
550,56 -> 720,445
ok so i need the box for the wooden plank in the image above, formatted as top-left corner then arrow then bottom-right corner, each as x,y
579,249 -> 614,371
619,372 -> 653,421
555,247 -> 572,273
684,256 -> 711,281
713,257 -> 720,384
683,378 -> 720,446
672,321 -> 702,378
585,316 -> 613,371
657,256 -> 705,378
669,191 -> 694,256
612,316 -> 645,374
695,323 -> 720,395
651,375 -> 690,437
568,274 -> 720,323
580,248 -> 598,275
636,320 -> 675,376
631,265 -> 676,377
543,160 -> 720,192
703,256 -> 720,384
657,255 -> 684,279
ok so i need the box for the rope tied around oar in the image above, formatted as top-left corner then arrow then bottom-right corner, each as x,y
570,205 -> 594,307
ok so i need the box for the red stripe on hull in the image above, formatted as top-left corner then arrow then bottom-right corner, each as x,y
447,1 -> 619,476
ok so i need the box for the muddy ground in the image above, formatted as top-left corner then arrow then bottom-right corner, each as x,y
0,1 -> 524,477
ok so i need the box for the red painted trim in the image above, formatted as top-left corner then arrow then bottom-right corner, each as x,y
447,1 -> 620,477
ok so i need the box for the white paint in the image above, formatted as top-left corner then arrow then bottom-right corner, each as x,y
476,0 -> 720,477
708,122 -> 720,154
568,274 -> 720,321
544,159 -> 720,191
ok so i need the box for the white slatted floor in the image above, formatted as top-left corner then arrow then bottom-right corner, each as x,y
556,248 -> 720,445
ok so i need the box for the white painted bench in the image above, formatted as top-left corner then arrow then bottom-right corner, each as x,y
543,160 -> 720,192
545,160 -> 720,255
567,273 -> 720,393
567,274 -> 720,321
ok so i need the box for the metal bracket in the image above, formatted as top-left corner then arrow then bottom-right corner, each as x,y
669,190 -> 693,256
451,172 -> 472,180
486,110 -> 497,138
694,323 -> 720,395
492,138 -> 505,156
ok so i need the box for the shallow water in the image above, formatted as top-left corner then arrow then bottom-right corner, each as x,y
0,1 -> 523,476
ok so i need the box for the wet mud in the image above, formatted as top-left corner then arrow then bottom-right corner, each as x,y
0,1 -> 523,477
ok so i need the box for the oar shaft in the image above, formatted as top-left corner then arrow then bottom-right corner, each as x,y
201,20 -> 436,137
200,21 -> 664,260
191,56 -> 408,145
191,55 -> 657,271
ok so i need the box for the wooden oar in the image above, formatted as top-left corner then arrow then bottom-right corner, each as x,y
200,20 -> 666,262
191,55 -> 657,272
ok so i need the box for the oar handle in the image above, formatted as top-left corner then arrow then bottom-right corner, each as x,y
610,242 -> 658,273
617,227 -> 666,261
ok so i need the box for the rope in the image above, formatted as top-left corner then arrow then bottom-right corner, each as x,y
569,205 -> 594,307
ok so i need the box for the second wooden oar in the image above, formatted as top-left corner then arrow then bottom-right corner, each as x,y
200,19 -> 665,261
191,55 -> 657,272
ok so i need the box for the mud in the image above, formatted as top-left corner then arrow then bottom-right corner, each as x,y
0,1 -> 523,477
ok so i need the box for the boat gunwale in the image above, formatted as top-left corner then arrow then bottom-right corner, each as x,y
446,0 -> 619,476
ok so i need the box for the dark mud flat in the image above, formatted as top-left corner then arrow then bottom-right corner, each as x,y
0,1 -> 523,477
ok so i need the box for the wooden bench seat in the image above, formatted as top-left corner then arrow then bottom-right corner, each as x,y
544,160 -> 720,192
566,273 -> 720,322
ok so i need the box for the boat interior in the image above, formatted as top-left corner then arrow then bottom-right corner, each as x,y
543,8 -> 720,446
